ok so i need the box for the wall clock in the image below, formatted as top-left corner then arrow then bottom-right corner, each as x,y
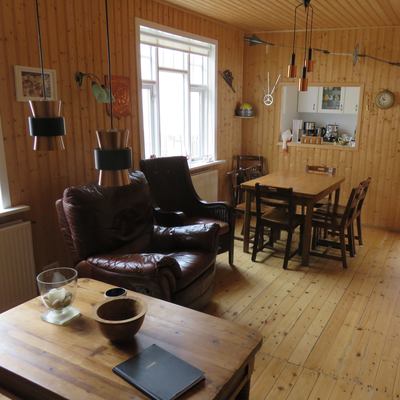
375,89 -> 395,109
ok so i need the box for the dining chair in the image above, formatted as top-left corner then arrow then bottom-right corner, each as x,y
310,182 -> 364,268
305,164 -> 337,209
234,155 -> 265,179
252,184 -> 304,269
314,177 -> 371,247
226,169 -> 274,242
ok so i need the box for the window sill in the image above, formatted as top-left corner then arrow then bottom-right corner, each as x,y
0,205 -> 30,218
189,159 -> 226,173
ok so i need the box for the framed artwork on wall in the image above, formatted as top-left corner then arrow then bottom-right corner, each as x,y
14,65 -> 57,102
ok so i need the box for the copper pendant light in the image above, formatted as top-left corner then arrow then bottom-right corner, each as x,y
28,0 -> 65,151
288,3 -> 301,78
94,0 -> 132,187
298,2 -> 311,92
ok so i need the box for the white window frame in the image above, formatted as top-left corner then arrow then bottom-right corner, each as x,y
0,117 -> 11,210
135,19 -> 218,165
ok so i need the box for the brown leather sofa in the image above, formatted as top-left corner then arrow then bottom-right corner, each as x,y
56,171 -> 219,310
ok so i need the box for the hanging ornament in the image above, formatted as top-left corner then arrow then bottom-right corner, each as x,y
263,72 -> 281,106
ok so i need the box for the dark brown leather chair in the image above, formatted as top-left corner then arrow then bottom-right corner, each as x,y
140,156 -> 235,265
56,171 -> 220,310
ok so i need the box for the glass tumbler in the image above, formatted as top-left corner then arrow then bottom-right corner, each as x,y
36,267 -> 80,325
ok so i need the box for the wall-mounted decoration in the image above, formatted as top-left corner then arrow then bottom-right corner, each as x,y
105,75 -> 131,118
263,72 -> 281,106
75,71 -> 113,103
15,65 -> 57,102
220,69 -> 236,93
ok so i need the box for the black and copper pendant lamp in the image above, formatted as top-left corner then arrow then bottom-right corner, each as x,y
93,0 -> 132,187
28,0 -> 66,151
288,0 -> 314,92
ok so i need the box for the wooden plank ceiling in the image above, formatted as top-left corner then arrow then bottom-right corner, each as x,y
160,0 -> 400,32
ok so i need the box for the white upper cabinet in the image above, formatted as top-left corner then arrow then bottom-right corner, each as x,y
343,86 -> 360,114
297,86 -> 319,113
317,86 -> 346,113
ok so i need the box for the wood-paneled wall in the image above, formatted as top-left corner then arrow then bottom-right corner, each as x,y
0,0 -> 244,269
242,27 -> 400,230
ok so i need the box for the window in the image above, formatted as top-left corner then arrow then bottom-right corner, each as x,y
138,23 -> 217,164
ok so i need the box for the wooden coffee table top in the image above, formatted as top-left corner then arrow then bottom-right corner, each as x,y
0,279 -> 262,400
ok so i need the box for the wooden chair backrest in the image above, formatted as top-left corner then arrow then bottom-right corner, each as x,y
254,184 -> 295,222
355,177 -> 371,216
235,155 -> 265,177
306,165 -> 337,176
341,183 -> 364,228
226,170 -> 240,206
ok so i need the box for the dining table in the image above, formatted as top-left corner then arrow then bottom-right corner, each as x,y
240,171 -> 345,266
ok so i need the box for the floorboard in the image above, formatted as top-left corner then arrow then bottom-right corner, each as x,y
206,226 -> 400,399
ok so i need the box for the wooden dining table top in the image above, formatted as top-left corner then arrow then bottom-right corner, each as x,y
241,171 -> 345,198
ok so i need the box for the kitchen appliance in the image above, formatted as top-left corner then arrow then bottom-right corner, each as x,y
315,127 -> 326,137
304,121 -> 316,136
324,123 -> 339,142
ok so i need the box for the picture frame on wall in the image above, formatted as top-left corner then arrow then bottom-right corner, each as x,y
14,65 -> 58,102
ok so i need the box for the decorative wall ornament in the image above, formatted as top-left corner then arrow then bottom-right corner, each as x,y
263,72 -> 281,106
105,75 -> 131,118
220,69 -> 236,93
245,35 -> 400,69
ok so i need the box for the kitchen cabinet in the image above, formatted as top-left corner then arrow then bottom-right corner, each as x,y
343,86 -> 360,114
317,86 -> 345,113
297,87 -> 319,113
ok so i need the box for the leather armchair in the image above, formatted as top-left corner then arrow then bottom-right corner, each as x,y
56,171 -> 219,310
140,156 -> 235,265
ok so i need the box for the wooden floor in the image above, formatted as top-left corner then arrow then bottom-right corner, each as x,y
205,226 -> 400,400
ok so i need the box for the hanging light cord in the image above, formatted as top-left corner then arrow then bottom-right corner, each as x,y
309,5 -> 314,48
291,4 -> 301,53
34,0 -> 46,100
105,0 -> 113,129
303,5 -> 310,66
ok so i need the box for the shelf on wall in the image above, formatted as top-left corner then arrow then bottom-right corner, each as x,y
234,115 -> 255,119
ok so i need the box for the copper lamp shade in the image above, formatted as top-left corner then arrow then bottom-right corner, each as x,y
287,53 -> 297,78
298,67 -> 308,92
28,100 -> 65,151
306,48 -> 314,72
94,129 -> 132,187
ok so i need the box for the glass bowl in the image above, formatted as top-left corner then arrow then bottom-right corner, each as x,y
36,267 -> 80,325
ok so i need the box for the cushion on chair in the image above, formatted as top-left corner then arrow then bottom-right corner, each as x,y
184,217 -> 230,235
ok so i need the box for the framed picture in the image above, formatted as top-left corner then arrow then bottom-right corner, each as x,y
14,65 -> 58,102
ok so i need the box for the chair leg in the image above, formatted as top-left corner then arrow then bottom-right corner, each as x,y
298,224 -> 304,255
252,222 -> 261,262
283,230 -> 293,269
311,226 -> 317,250
347,225 -> 355,257
229,244 -> 234,266
339,230 -> 348,269
357,216 -> 363,245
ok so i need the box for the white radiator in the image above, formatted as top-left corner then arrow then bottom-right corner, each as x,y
0,221 -> 37,312
191,170 -> 219,202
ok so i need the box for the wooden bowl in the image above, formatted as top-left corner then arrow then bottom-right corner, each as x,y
93,297 -> 147,343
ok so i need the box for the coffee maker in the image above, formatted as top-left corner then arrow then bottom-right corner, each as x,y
304,121 -> 316,136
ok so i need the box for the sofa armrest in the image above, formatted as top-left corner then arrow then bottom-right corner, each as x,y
85,253 -> 182,279
154,208 -> 186,227
152,223 -> 220,253
197,200 -> 233,225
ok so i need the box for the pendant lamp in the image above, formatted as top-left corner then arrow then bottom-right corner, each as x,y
287,3 -> 301,78
93,0 -> 132,187
298,2 -> 311,92
28,0 -> 65,151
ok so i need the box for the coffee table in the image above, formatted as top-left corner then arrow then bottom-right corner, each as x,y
0,279 -> 262,400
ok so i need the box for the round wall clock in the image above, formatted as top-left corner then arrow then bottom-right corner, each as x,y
375,89 -> 395,109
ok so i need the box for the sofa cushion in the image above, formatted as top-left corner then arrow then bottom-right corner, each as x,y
62,171 -> 153,260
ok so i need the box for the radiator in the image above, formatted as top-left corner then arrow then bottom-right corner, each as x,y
191,170 -> 219,202
0,221 -> 37,312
